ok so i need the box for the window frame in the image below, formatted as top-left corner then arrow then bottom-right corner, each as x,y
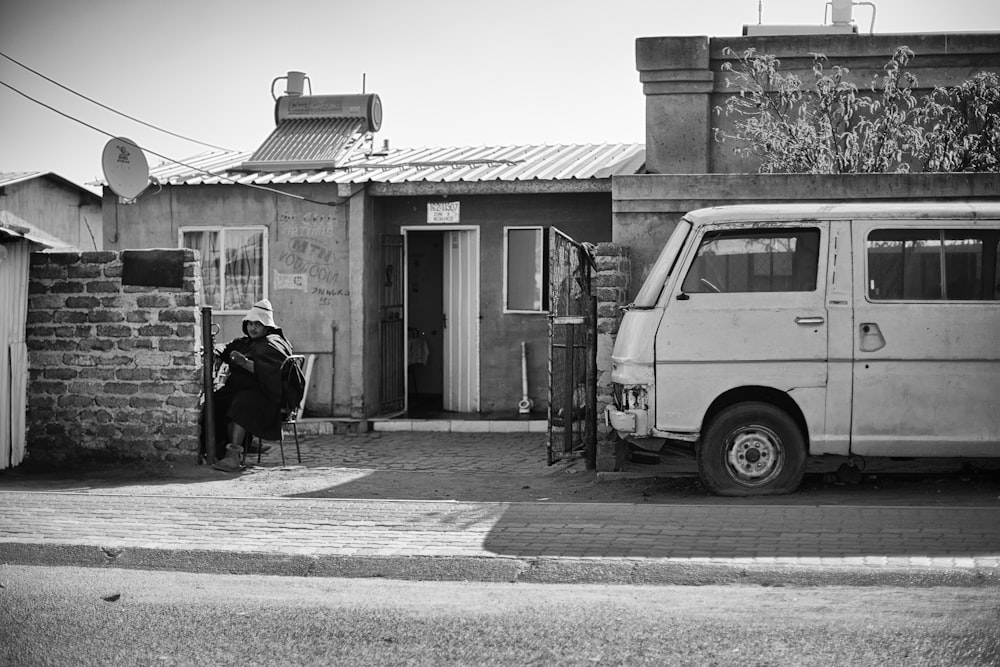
679,226 -> 822,295
178,225 -> 270,314
865,226 -> 1000,302
503,225 -> 547,314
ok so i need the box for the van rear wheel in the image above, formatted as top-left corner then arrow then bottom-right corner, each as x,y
698,402 -> 806,496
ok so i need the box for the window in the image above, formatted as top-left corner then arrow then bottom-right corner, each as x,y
180,226 -> 268,312
867,228 -> 1000,301
504,226 -> 546,312
681,228 -> 820,294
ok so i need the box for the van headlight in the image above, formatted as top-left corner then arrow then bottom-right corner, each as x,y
612,383 -> 648,411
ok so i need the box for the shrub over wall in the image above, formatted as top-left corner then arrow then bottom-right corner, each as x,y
25,250 -> 203,465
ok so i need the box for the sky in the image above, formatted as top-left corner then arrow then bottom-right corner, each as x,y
2,0 -> 998,191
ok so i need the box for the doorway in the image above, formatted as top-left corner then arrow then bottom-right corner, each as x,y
404,227 -> 480,415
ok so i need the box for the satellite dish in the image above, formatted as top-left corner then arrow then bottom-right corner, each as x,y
102,137 -> 149,200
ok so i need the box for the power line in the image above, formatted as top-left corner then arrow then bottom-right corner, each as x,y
0,78 -> 350,207
0,50 -> 232,151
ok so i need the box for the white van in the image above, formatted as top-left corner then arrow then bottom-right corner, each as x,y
606,203 -> 1000,496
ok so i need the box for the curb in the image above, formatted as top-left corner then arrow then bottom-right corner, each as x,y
3,543 -> 997,588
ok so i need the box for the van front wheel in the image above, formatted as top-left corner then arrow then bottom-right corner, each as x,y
698,402 -> 806,496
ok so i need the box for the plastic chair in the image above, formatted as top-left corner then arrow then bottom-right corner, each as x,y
252,354 -> 314,466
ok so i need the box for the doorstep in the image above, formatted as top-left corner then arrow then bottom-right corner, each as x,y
370,418 -> 548,433
291,417 -> 548,435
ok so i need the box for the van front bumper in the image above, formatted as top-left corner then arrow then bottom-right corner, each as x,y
605,406 -> 650,436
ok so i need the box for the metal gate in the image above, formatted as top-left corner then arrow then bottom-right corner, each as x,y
379,234 -> 404,413
547,228 -> 597,467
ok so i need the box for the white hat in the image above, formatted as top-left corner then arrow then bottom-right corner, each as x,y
243,299 -> 276,328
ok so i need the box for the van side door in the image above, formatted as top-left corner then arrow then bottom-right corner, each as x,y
851,219 -> 1000,456
654,222 -> 830,438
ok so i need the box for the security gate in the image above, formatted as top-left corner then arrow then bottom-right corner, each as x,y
380,234 -> 404,413
547,228 -> 597,467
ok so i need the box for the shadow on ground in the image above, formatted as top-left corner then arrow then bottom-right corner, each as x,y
2,457 -> 998,507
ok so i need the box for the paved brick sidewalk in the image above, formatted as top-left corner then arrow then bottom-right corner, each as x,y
2,490 -> 998,585
2,431 -> 998,585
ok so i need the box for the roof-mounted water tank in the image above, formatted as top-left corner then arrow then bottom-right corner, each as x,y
274,93 -> 382,133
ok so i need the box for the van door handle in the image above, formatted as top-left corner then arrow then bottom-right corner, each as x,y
795,316 -> 825,326
859,322 -> 886,352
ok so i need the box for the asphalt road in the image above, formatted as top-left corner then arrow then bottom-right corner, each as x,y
3,565 -> 998,666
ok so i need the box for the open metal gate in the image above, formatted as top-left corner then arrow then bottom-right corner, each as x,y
547,228 -> 597,467
379,234 -> 404,413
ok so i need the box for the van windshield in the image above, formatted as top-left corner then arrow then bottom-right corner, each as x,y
632,219 -> 692,308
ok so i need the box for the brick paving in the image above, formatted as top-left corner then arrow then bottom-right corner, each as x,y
1,429 -> 999,585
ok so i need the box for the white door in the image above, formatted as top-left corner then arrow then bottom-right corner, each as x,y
442,229 -> 480,411
850,219 -> 1000,456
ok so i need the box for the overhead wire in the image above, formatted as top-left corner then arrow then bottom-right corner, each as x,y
0,71 -> 353,207
0,50 -> 232,152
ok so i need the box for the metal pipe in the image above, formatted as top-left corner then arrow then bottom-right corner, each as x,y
200,307 -> 216,464
331,322 -> 337,417
518,341 -> 533,414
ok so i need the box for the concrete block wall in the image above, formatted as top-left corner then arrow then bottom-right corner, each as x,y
25,250 -> 203,465
593,243 -> 631,471
636,32 -> 1000,175
592,243 -> 630,407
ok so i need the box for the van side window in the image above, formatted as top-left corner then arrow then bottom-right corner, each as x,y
681,228 -> 820,294
867,229 -> 1000,301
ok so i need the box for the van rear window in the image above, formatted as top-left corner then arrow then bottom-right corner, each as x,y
681,228 -> 820,294
867,229 -> 1000,301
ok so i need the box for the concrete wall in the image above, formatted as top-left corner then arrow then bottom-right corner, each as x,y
103,184 -> 355,418
636,32 -> 1000,174
25,250 -> 202,465
613,172 -> 1000,295
2,177 -> 102,250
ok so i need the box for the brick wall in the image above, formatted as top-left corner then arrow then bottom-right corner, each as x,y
592,242 -> 630,402
25,250 -> 203,465
593,243 -> 631,471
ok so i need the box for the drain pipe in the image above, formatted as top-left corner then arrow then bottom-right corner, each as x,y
518,341 -> 534,414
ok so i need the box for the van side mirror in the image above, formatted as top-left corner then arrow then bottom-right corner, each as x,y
676,293 -> 690,301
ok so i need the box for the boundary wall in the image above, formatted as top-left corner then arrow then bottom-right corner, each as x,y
25,250 -> 203,465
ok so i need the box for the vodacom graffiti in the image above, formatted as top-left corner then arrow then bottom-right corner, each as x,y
277,236 -> 347,296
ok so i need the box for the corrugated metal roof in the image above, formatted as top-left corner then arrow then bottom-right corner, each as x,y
2,171 -> 102,197
0,210 -> 74,249
0,171 -> 44,187
147,143 -> 645,187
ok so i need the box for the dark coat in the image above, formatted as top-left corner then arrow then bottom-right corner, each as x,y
214,328 -> 294,450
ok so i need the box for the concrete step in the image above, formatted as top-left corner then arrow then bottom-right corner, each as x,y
292,417 -> 548,435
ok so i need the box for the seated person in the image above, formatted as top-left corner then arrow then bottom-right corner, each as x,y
212,299 -> 295,472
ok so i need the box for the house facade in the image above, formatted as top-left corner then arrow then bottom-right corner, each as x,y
0,172 -> 102,251
102,140 -> 643,421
